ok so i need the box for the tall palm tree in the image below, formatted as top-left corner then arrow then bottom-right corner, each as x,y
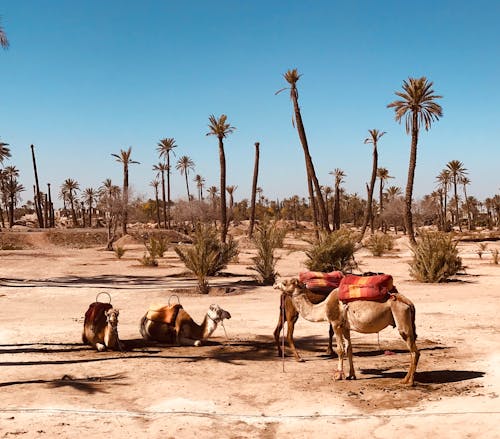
226,185 -> 237,220
61,178 -> 80,227
385,186 -> 402,200
0,18 -> 9,49
376,167 -> 393,228
446,160 -> 467,231
460,175 -> 472,230
150,179 -> 161,227
206,114 -> 235,242
111,147 -> 139,235
98,179 -> 122,250
359,129 -> 386,240
83,187 -> 96,227
153,162 -> 168,228
436,169 -> 451,230
248,141 -> 260,238
193,174 -> 205,201
277,69 -> 330,232
176,155 -> 195,200
387,77 -> 443,244
330,168 -> 345,230
4,166 -> 21,227
157,138 -> 177,228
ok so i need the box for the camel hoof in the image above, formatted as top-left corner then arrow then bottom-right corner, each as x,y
194,340 -> 202,347
346,375 -> 357,381
96,343 -> 106,352
296,357 -> 305,363
334,370 -> 345,381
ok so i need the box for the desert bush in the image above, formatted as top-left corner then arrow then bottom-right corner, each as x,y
409,231 -> 463,282
476,243 -> 488,259
249,221 -> 283,285
305,229 -> 357,272
46,229 -> 108,248
139,254 -> 158,267
174,224 -> 239,293
144,236 -> 168,258
113,246 -> 126,259
365,233 -> 395,256
492,249 -> 499,265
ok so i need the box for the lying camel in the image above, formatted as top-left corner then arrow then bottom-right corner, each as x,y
273,288 -> 334,362
276,278 -> 420,386
82,302 -> 122,352
140,303 -> 231,346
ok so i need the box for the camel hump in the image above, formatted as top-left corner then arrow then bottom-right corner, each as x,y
146,303 -> 183,325
84,302 -> 113,327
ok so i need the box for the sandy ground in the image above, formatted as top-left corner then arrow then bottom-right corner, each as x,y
1,234 -> 499,438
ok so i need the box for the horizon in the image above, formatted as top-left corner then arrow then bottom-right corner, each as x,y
1,1 -> 499,207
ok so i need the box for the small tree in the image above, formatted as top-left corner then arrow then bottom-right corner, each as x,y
305,229 -> 357,272
174,224 -> 238,293
250,221 -> 286,284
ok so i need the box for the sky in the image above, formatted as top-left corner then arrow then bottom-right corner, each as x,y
1,0 -> 499,207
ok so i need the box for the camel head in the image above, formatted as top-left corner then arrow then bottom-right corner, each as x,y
273,278 -> 305,295
105,308 -> 119,328
207,304 -> 231,323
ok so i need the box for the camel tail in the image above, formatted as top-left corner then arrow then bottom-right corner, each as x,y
139,315 -> 150,340
410,302 -> 417,340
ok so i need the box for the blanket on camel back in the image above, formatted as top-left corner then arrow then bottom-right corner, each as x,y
338,273 -> 394,302
84,302 -> 113,331
298,270 -> 344,294
146,303 -> 183,325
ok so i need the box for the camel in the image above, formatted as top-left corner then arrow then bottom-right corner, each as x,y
140,303 -> 231,346
82,302 -> 122,352
273,289 -> 334,362
276,278 -> 420,386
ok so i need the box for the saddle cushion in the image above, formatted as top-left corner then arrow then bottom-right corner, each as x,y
84,302 -> 113,330
146,303 -> 183,325
338,274 -> 393,302
298,270 -> 344,293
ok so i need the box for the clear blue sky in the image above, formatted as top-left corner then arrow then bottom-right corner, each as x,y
1,0 -> 499,206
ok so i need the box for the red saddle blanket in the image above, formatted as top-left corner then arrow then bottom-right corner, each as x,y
84,302 -> 113,329
338,274 -> 393,302
298,271 -> 344,293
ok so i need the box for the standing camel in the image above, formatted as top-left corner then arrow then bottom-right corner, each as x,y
275,278 -> 420,386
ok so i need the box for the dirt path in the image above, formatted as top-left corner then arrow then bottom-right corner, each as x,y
0,238 -> 499,437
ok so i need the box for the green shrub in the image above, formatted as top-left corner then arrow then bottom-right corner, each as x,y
305,229 -> 357,272
365,233 -> 395,256
113,246 -> 126,259
476,243 -> 488,259
409,231 -> 463,282
139,253 -> 158,267
249,221 -> 282,285
145,236 -> 169,258
174,224 -> 239,293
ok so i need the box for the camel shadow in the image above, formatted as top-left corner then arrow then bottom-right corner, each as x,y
0,373 -> 127,394
360,368 -> 485,384
0,342 -> 92,355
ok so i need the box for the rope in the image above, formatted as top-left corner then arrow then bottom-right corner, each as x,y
281,293 -> 286,372
220,320 -> 228,340
95,291 -> 112,303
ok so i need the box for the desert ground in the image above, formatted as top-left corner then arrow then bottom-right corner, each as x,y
1,230 -> 499,438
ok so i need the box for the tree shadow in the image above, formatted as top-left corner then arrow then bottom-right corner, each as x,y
0,373 -> 127,394
359,368 -> 485,384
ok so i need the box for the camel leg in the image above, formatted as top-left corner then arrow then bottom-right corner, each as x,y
326,324 -> 334,356
178,335 -> 202,346
342,325 -> 356,380
393,305 -> 420,386
274,297 -> 302,362
96,343 -> 106,352
332,323 -> 345,380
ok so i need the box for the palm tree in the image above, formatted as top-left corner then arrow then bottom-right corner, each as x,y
0,140 -> 10,164
446,160 -> 467,231
330,168 -> 346,230
83,188 -> 96,227
206,114 -> 235,242
152,162 -> 169,228
377,167 -> 393,229
277,69 -> 330,232
460,175 -> 472,230
436,169 -> 451,230
61,178 -> 80,227
4,166 -> 21,227
98,179 -> 122,250
157,138 -> 177,228
193,174 -> 205,201
359,129 -> 386,240
150,179 -> 161,227
385,186 -> 402,200
226,185 -> 237,222
111,147 -> 139,235
249,141 -> 260,238
387,77 -> 443,244
0,18 -> 9,49
176,155 -> 195,200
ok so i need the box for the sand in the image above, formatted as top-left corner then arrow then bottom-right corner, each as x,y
0,234 -> 499,438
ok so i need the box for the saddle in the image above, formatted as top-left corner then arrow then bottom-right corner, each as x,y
84,302 -> 113,331
298,270 -> 344,294
145,303 -> 183,326
338,273 -> 394,302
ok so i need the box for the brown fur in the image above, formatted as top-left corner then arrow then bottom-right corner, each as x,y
82,302 -> 121,351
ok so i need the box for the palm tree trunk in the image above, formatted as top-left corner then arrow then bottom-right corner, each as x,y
333,184 -> 341,230
405,114 -> 419,245
154,187 -> 161,227
453,177 -> 461,231
307,173 -> 319,239
359,146 -> 378,241
47,183 -> 54,228
160,171 -> 167,229
379,177 -> 384,231
218,137 -> 228,242
290,87 -> 330,232
167,154 -> 171,228
184,172 -> 191,200
249,142 -> 260,238
463,184 -> 472,231
122,166 -> 128,235
70,196 -> 77,227
30,145 -> 44,228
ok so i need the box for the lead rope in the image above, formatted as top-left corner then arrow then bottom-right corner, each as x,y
220,320 -> 229,340
281,294 -> 286,373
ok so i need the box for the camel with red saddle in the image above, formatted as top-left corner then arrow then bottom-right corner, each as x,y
139,302 -> 231,346
274,274 -> 419,386
82,293 -> 122,352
